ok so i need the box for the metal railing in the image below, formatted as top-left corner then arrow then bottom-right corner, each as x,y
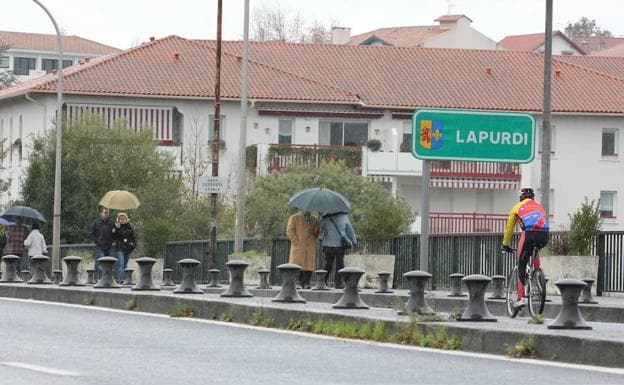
429,212 -> 508,233
267,144 -> 362,174
430,161 -> 521,179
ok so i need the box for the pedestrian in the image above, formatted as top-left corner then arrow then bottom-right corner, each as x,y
24,223 -> 47,262
114,212 -> 136,283
287,210 -> 320,289
5,218 -> 29,271
89,207 -> 115,277
319,212 -> 357,289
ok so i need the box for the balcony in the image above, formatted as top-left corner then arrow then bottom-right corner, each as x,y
430,212 -> 508,233
430,161 -> 520,180
363,150 -> 422,176
266,144 -> 362,174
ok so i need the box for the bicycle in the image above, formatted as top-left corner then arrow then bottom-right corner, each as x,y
504,245 -> 547,318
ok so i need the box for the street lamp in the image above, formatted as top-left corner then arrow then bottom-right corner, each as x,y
32,0 -> 63,270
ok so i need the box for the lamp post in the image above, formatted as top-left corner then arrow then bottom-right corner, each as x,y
33,0 -> 63,270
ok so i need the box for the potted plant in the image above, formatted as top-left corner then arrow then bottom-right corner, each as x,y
366,139 -> 382,152
540,197 -> 602,295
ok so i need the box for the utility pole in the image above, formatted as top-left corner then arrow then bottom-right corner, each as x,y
209,0 -> 223,268
234,0 -> 250,253
540,0 -> 553,215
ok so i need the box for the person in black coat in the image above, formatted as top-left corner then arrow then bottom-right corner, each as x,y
114,212 -> 136,283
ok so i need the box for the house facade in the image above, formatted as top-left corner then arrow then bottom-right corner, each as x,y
0,36 -> 623,233
499,31 -> 587,55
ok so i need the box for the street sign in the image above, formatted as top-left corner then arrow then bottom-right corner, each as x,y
412,108 -> 535,163
198,176 -> 227,194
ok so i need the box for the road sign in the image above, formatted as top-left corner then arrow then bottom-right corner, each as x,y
198,176 -> 227,194
412,108 -> 535,163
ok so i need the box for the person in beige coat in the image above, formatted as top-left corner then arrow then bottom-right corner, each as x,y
287,210 -> 319,289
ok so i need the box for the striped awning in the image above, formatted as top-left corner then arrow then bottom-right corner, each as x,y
430,178 -> 519,190
66,103 -> 174,141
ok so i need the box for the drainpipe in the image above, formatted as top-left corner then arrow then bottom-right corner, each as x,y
25,93 -> 48,135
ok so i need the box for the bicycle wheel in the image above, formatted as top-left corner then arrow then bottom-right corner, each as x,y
528,268 -> 546,316
506,267 -> 520,318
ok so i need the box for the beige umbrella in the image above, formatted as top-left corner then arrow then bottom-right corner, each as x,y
99,190 -> 141,210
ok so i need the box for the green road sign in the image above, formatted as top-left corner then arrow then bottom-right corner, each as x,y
412,108 -> 535,163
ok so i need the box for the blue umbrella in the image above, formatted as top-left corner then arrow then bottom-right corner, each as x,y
0,206 -> 46,225
288,188 -> 351,214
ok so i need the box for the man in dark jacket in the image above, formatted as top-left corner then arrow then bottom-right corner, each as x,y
89,207 -> 115,277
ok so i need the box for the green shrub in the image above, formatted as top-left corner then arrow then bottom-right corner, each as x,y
366,139 -> 382,152
142,217 -> 176,257
568,197 -> 602,255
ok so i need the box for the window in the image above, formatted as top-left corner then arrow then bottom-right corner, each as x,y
319,121 -> 368,146
600,191 -> 616,218
602,129 -> 618,156
401,120 -> 412,152
13,57 -> 36,76
41,59 -> 73,73
278,119 -> 292,144
208,115 -> 226,142
536,124 -> 556,154
0,56 -> 9,68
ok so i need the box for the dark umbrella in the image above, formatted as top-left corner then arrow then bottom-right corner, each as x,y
288,188 -> 351,214
0,206 -> 47,225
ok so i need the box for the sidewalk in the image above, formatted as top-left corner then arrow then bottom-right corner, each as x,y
1,283 -> 623,369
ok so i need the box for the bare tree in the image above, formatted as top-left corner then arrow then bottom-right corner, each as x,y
182,110 -> 211,201
251,4 -> 336,43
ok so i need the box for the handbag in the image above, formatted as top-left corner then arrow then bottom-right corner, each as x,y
329,217 -> 352,249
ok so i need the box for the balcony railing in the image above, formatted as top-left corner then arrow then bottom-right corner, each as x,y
430,212 -> 508,233
267,144 -> 362,174
430,161 -> 520,180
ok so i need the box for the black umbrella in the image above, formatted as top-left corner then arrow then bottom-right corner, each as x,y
0,206 -> 47,225
288,188 -> 351,214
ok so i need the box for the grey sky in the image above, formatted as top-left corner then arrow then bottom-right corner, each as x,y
5,0 -> 623,49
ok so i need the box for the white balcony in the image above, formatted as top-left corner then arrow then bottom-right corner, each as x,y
362,148 -> 422,176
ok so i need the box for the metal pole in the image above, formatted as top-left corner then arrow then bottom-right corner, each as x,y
209,0 -> 223,268
420,160 -> 430,272
234,0 -> 250,253
540,0 -> 553,215
33,0 -> 63,270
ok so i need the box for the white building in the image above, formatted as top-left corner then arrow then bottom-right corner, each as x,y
0,30 -> 120,82
499,31 -> 587,55
0,36 -> 622,233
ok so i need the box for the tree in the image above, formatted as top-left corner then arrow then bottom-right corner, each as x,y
246,162 -> 412,252
22,114 -> 182,246
0,43 -> 16,89
251,3 -> 336,43
565,17 -> 612,37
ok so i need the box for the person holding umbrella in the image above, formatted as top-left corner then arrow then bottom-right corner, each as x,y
320,212 -> 357,289
114,212 -> 136,283
286,210 -> 320,289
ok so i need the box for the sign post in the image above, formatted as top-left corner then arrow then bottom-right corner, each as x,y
198,176 -> 227,195
412,108 -> 535,272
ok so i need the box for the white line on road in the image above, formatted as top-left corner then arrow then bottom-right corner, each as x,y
3,297 -> 624,376
0,361 -> 80,376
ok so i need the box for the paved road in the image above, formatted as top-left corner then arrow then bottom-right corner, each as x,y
1,298 -> 623,385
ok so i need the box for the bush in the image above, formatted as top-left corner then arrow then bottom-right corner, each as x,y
142,217 -> 176,257
366,139 -> 382,152
568,197 -> 602,255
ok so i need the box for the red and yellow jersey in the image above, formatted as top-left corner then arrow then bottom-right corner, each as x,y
502,198 -> 549,246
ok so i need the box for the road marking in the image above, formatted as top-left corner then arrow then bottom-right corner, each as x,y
3,297 -> 624,375
0,362 -> 80,376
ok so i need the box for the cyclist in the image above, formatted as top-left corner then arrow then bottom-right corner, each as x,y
502,187 -> 550,309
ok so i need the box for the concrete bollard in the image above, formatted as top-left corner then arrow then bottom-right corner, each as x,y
256,269 -> 271,289
272,263 -> 306,303
161,268 -> 175,287
131,257 -> 160,291
173,258 -> 203,294
579,278 -> 598,304
27,255 -> 53,284
402,270 -> 434,314
94,256 -> 121,289
60,256 -> 85,286
20,270 -> 32,282
206,268 -> 221,288
312,270 -> 330,290
488,275 -> 506,299
333,267 -> 369,309
52,270 -> 63,285
0,255 -> 23,283
459,274 -> 496,322
221,260 -> 253,297
548,278 -> 592,330
375,271 -> 394,293
123,269 -> 135,286
86,269 -> 96,285
448,273 -> 466,297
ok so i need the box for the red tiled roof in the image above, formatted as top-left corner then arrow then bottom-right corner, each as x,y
0,36 -> 358,103
499,31 -> 587,55
347,26 -> 446,47
569,35 -> 624,54
0,31 -> 120,55
3,36 -> 624,114
555,55 -> 624,78
589,43 -> 624,57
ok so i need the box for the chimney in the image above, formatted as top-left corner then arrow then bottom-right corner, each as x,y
485,67 -> 492,75
150,36 -> 156,42
51,69 -> 58,75
173,52 -> 180,60
554,70 -> 561,78
84,57 -> 90,63
332,27 -> 351,45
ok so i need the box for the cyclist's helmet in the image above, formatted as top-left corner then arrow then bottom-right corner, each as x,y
519,187 -> 535,201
